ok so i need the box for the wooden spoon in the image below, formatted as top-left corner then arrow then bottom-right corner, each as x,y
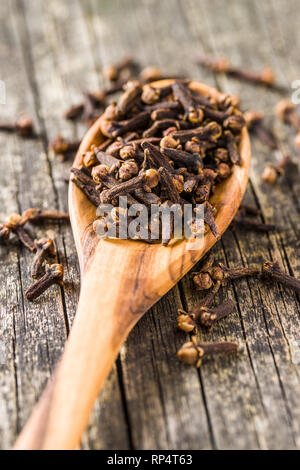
14,80 -> 251,450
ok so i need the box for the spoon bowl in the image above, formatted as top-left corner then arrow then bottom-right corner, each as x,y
14,80 -> 251,449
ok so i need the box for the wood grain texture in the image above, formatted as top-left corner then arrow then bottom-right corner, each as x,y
0,0 -> 299,450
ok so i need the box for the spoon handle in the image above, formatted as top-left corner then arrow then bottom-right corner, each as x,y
13,261 -> 143,450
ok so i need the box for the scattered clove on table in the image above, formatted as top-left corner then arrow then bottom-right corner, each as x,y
0,209 -> 69,249
275,99 -> 300,150
177,336 -> 240,368
232,205 -> 276,233
261,154 -> 291,184
262,261 -> 300,293
196,55 -> 277,87
49,135 -> 81,161
233,217 -> 276,233
103,56 -> 136,83
244,110 -> 277,149
25,264 -> 64,301
193,255 -> 259,291
21,208 -> 69,224
178,298 -> 235,332
0,113 -> 36,138
64,91 -> 106,124
31,238 -> 56,279
275,99 -> 300,131
0,213 -> 35,251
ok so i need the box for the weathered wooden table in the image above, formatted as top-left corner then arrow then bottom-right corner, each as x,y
0,0 -> 299,450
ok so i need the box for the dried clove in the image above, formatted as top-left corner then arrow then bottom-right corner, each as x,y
178,298 -> 235,332
197,56 -> 276,87
2,214 -> 35,251
223,114 -> 246,134
194,169 -> 216,204
217,92 -> 241,110
103,56 -> 136,82
117,80 -> 142,115
25,264 -> 64,301
70,168 -> 100,207
233,216 -> 276,233
171,121 -> 222,144
203,202 -> 219,238
238,204 -> 261,217
50,135 -> 81,161
193,270 -> 214,291
22,208 -> 69,223
262,261 -> 300,293
217,162 -> 231,179
195,281 -> 222,309
196,56 -> 231,73
275,99 -> 300,130
244,110 -> 277,149
172,81 -> 204,124
82,146 -> 101,167
150,108 -> 178,121
0,208 -> 68,250
141,140 -> 174,172
31,238 -> 56,279
145,101 -> 182,113
202,106 -> 232,124
63,81 -> 129,123
275,100 -> 300,149
177,336 -> 240,367
119,159 -> 139,181
141,84 -> 172,105
100,173 -> 145,204
193,258 -> 259,290
143,119 -> 184,138
140,65 -> 163,83
160,147 -> 202,171
0,225 -> 11,245
0,113 -> 35,138
261,155 -> 291,184
158,167 -> 181,203
224,130 -> 241,165
231,66 -> 275,87
160,135 -> 180,150
210,263 -> 259,283
101,111 -> 150,138
64,103 -> 85,121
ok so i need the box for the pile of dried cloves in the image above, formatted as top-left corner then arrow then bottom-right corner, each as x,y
70,79 -> 246,244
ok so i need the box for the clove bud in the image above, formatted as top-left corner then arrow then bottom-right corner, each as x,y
31,238 -> 56,279
262,261 -> 300,293
25,264 -> 64,301
177,336 -> 240,368
261,155 -> 291,184
177,298 -> 235,332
